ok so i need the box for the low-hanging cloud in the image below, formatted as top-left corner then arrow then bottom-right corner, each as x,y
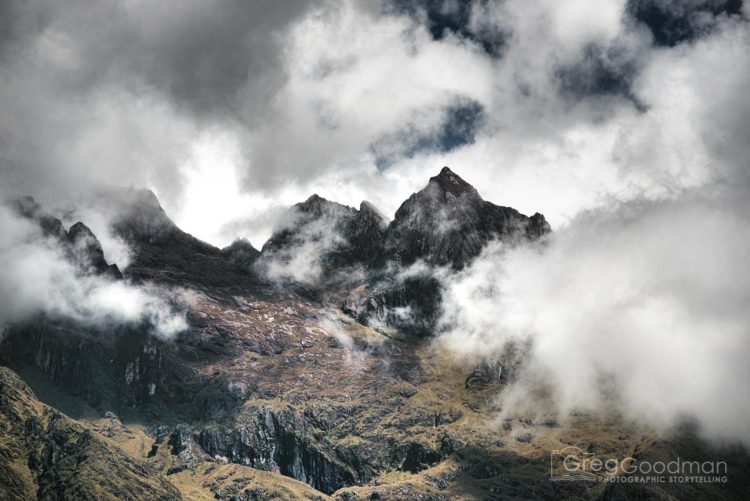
255,202 -> 352,284
0,205 -> 187,338
437,193 -> 750,444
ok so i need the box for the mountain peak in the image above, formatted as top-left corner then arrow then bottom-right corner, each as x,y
428,166 -> 478,197
384,166 -> 550,268
304,194 -> 324,204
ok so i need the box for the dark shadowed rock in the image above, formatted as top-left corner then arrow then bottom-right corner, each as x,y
383,166 -> 550,270
221,238 -> 261,268
97,187 -> 260,289
68,221 -> 123,279
9,196 -> 68,239
258,194 -> 388,276
198,405 -> 358,494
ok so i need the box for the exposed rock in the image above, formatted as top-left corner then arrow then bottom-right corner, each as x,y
100,187 -> 260,289
383,167 -> 550,269
8,195 -> 68,240
198,405 -> 357,494
166,423 -> 211,474
67,221 -> 123,279
8,196 -> 122,280
0,319 -> 240,419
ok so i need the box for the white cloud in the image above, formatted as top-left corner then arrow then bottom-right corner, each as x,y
0,205 -> 187,338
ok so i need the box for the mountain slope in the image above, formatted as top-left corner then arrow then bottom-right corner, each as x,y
258,195 -> 388,282
10,196 -> 123,279
0,367 -> 180,501
103,187 -> 260,288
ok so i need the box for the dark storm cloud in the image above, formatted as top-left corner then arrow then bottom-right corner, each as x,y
0,0 -> 324,119
628,0 -> 744,46
0,0 -> 325,207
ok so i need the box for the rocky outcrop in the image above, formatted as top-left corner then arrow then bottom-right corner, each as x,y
67,221 -> 123,279
0,319 -> 240,419
221,238 -> 261,268
342,272 -> 443,338
198,405 -> 358,494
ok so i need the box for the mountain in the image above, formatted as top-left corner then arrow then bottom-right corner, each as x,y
384,167 -> 550,269
337,167 -> 551,336
260,167 -> 549,275
10,196 -> 123,280
1,169 -> 748,500
259,194 -> 388,276
101,187 -> 261,288
221,238 -> 261,268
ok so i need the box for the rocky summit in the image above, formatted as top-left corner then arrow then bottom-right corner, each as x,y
1,168 -> 748,500
384,167 -> 550,269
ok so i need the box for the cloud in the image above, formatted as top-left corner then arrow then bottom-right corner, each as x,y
438,192 -> 750,444
628,0 -> 745,47
432,14 -> 750,444
0,0 -> 323,211
254,199 -> 354,284
0,0 -> 746,251
0,204 -> 187,338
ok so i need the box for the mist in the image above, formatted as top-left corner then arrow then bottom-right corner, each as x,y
437,191 -> 750,445
0,205 -> 187,338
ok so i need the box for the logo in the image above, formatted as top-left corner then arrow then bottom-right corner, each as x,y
550,446 -> 728,484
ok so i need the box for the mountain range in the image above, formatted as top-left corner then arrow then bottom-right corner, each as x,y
0,167 -> 747,500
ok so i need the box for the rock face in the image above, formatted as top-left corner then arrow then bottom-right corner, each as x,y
0,367 -> 180,500
259,167 -> 549,276
0,318 -> 241,419
383,167 -> 550,269
260,167 -> 550,335
197,405 -> 357,494
67,221 -> 124,279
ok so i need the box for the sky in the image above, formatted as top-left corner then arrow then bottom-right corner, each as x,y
0,0 -> 749,445
0,0 -> 745,248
